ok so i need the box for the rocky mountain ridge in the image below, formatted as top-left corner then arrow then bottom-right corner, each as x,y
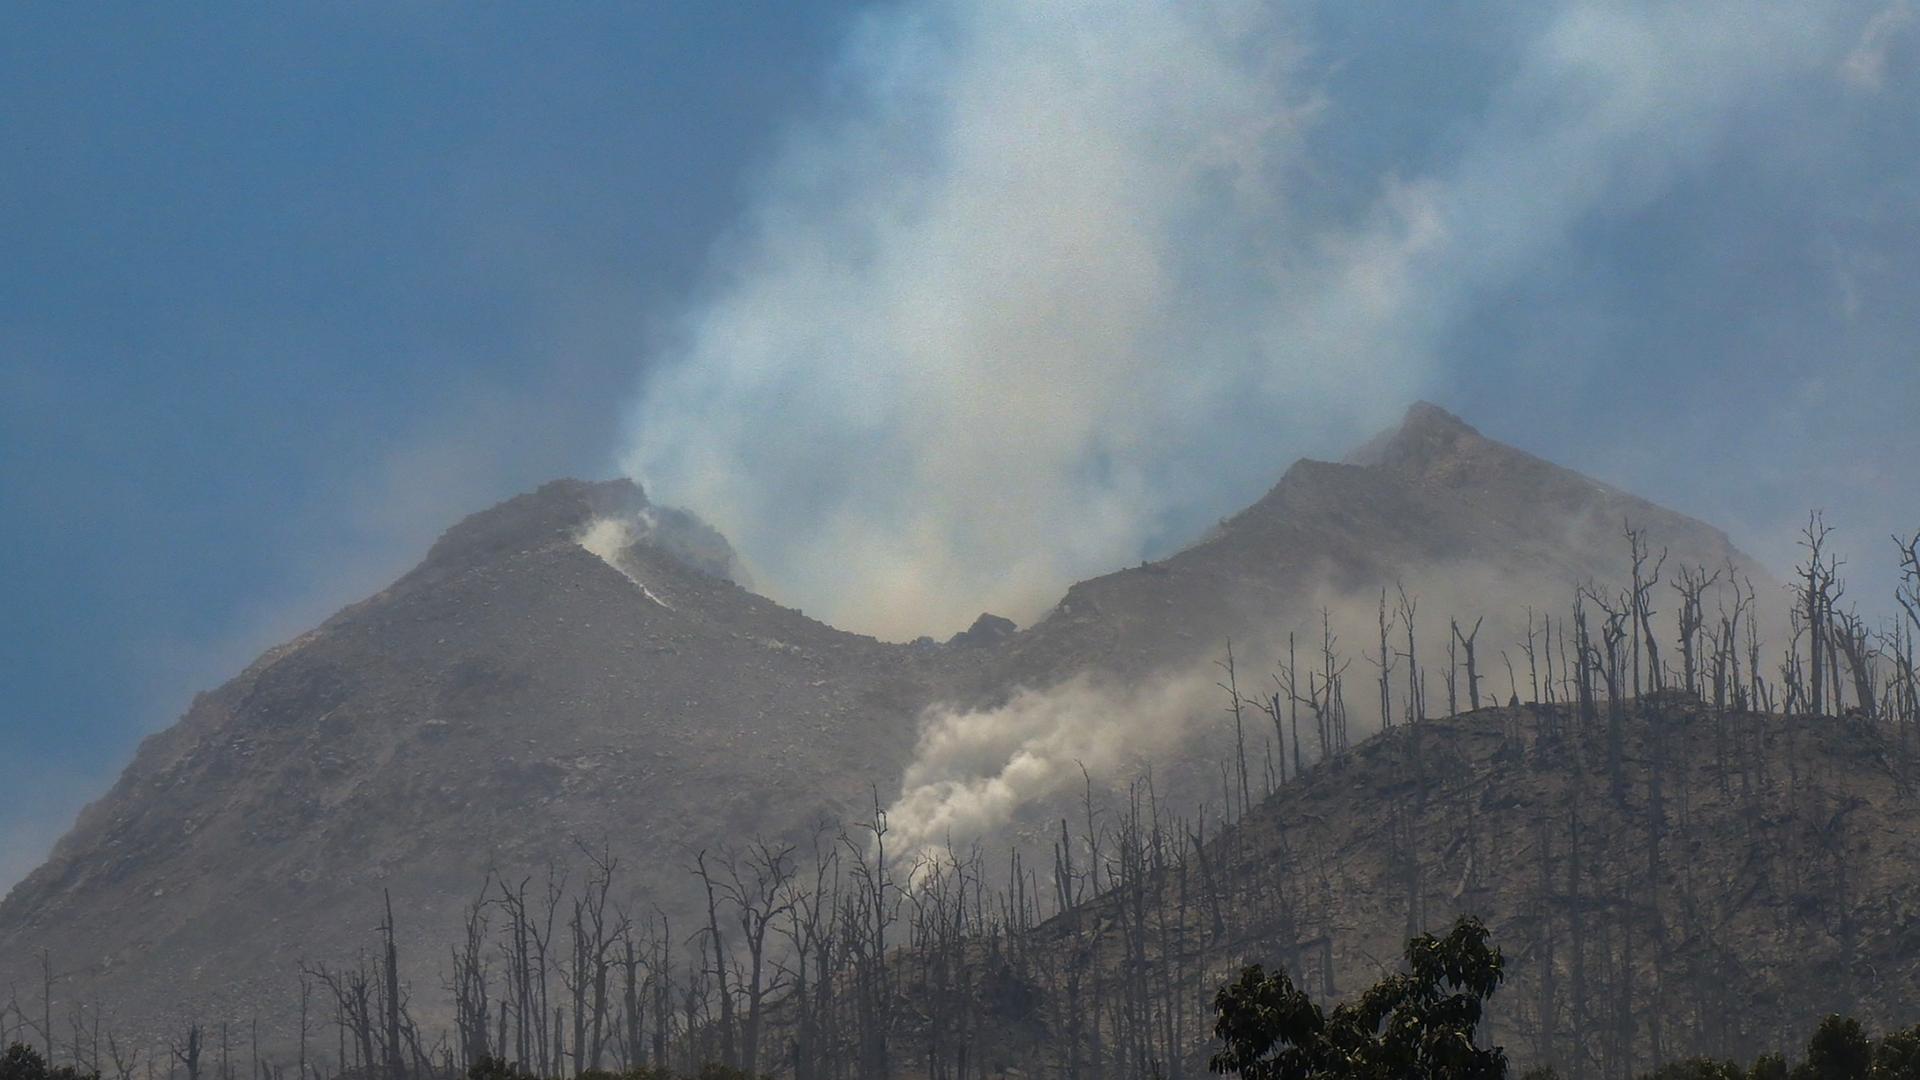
0,403 -> 1779,1047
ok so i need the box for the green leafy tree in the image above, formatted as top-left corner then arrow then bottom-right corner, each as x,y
1798,1016 -> 1872,1080
1873,1024 -> 1920,1079
0,1045 -> 49,1080
1211,915 -> 1508,1080
0,1045 -> 96,1080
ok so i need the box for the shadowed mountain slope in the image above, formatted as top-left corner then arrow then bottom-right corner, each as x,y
0,479 -> 974,1040
962,699 -> 1920,1079
0,404 -> 1778,1046
996,402 -> 1765,685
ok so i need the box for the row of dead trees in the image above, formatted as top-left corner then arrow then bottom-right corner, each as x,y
12,521 -> 1919,1080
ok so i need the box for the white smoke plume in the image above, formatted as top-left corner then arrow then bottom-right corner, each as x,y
886,667 -> 1221,859
576,517 -> 675,608
621,1 -> 1852,641
882,548 -> 1791,862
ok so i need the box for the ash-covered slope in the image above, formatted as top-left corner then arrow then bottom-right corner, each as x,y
995,402 -> 1767,684
985,701 -> 1920,1078
0,479 -> 974,1040
0,403 -> 1776,1043
884,403 -> 1775,886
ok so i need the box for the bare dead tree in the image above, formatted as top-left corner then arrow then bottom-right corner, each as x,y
170,1024 -> 203,1080
1625,523 -> 1668,696
1446,623 -> 1459,718
1833,606 -> 1878,719
1584,586 -> 1630,806
1893,530 -> 1920,736
297,968 -> 312,1080
1900,530 -> 1920,641
449,879 -> 492,1071
493,875 -> 534,1068
1454,616 -> 1484,711
39,950 -> 54,1062
1797,513 -> 1842,715
1320,608 -> 1353,756
380,892 -> 402,1080
1397,583 -> 1423,726
722,840 -> 798,1075
106,1029 -> 141,1080
1522,607 -> 1542,705
1372,589 -> 1396,732
1572,593 -> 1598,733
562,840 -> 626,1073
1215,642 -> 1252,817
1080,765 -> 1104,897
1709,571 -> 1748,712
534,865 -> 565,1076
646,911 -> 675,1069
692,849 -> 738,1069
1284,633 -> 1303,776
776,829 -> 841,1080
1742,577 -> 1774,714
303,960 -> 374,1076
1672,565 -> 1720,698
843,795 -> 900,1080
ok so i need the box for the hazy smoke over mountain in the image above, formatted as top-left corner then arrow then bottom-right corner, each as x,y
622,0 -> 1855,640
887,668 -> 1220,859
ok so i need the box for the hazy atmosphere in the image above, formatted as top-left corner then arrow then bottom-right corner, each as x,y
2,7 -> 1919,1079
7,4 -> 1916,886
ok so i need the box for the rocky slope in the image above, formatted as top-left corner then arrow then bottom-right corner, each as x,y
995,402 -> 1765,684
926,402 -> 1775,875
980,699 -> 1920,1078
0,478 -> 974,1041
0,403 -> 1777,1045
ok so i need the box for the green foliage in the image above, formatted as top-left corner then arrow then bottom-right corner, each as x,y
1210,915 -> 1508,1080
0,1044 -> 98,1080
0,1046 -> 47,1080
1209,925 -> 1920,1080
1617,1017 -> 1920,1080
1871,1024 -> 1920,1080
1801,1015 -> 1873,1080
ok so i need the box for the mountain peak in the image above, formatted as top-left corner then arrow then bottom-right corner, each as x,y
0,402 -> 1779,1049
1400,399 -> 1478,436
1343,400 -> 1482,471
422,478 -> 646,570
948,612 -> 1018,648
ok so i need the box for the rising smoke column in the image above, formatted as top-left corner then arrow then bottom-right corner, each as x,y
884,668 -> 1220,860
621,0 -> 1850,642
620,0 -> 1403,639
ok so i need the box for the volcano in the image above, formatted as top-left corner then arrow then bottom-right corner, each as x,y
0,403 -> 1775,1046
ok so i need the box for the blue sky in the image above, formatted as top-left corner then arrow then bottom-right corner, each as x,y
3,2 -> 1917,887
0,4 -> 856,880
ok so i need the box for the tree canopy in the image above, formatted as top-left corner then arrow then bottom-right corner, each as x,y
1211,915 -> 1508,1080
